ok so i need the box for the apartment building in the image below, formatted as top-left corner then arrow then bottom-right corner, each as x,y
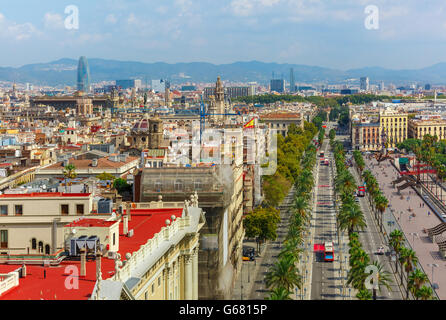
408,115 -> 446,140
379,109 -> 408,148
0,199 -> 205,300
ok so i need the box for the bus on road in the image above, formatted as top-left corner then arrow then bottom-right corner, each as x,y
324,241 -> 334,262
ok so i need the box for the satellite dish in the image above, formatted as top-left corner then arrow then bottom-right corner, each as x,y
72,228 -> 77,234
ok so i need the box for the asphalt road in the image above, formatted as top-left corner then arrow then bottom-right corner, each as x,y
310,135 -> 342,299
335,132 -> 404,300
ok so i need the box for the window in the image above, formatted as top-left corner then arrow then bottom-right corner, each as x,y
152,284 -> 155,294
38,241 -> 43,253
31,238 -> 37,250
155,180 -> 163,192
145,292 -> 148,300
15,205 -> 23,216
61,204 -> 69,215
0,205 -> 7,216
194,180 -> 202,191
158,277 -> 161,287
45,244 -> 50,255
76,204 -> 84,215
0,230 -> 7,249
113,233 -> 116,246
174,180 -> 183,192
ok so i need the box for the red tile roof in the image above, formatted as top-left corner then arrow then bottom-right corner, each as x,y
0,208 -> 184,300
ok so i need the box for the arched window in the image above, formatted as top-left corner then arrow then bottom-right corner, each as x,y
38,241 -> 43,253
45,244 -> 50,255
31,238 -> 37,250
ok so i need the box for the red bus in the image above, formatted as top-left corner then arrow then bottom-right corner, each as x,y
324,241 -> 334,262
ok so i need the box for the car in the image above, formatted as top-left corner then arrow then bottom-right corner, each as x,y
242,246 -> 255,261
442,214 -> 446,220
377,246 -> 385,255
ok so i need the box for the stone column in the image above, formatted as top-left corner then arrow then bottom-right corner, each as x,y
184,255 -> 193,300
192,247 -> 199,300
163,267 -> 170,300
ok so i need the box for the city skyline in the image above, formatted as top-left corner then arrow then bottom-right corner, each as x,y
1,0 -> 446,69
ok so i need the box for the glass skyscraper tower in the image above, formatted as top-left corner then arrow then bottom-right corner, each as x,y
77,56 -> 91,93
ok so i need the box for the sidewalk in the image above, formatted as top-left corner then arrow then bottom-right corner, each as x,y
365,159 -> 445,299
231,186 -> 296,300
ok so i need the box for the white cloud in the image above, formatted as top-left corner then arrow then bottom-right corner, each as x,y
43,12 -> 64,30
0,12 -> 40,41
105,14 -> 117,24
231,0 -> 281,16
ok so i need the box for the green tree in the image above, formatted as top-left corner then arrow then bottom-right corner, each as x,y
96,172 -> 116,181
62,163 -> 77,192
265,256 -> 302,292
408,269 -> 429,300
356,289 -> 372,300
415,285 -> 435,300
266,287 -> 293,300
113,178 -> 132,194
368,261 -> 393,300
399,247 -> 418,299
243,207 -> 281,253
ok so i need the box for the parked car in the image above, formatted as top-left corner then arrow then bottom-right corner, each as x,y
242,246 -> 255,261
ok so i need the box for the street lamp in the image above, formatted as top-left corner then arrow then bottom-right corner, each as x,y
427,263 -> 439,290
410,232 -> 418,245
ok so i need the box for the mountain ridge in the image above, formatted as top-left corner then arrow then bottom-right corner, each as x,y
1,58 -> 445,87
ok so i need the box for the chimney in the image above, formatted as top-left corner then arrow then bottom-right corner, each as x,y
123,214 -> 129,235
22,264 -> 27,278
80,248 -> 87,277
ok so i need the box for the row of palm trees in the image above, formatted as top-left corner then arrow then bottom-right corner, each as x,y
331,141 -> 367,236
355,151 -> 436,300
347,232 -> 392,300
331,139 -> 394,300
389,229 -> 436,300
266,141 -> 318,300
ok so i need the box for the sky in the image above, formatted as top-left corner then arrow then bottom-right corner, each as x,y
1,0 -> 446,70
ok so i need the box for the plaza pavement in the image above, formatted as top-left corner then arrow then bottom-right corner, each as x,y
365,158 -> 445,299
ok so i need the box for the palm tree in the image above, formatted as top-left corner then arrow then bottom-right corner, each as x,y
62,163 -> 77,192
374,194 -> 388,231
278,238 -> 302,262
338,203 -> 367,235
265,256 -> 302,292
408,269 -> 429,300
389,229 -> 404,275
293,197 -> 311,223
415,285 -> 435,300
266,287 -> 293,300
356,289 -> 372,300
399,247 -> 418,299
368,261 -> 393,300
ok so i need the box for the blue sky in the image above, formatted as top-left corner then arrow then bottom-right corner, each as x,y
1,0 -> 446,69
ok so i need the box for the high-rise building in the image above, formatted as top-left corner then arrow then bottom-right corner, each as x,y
77,56 -> 91,93
380,81 -> 385,91
152,79 -> 169,93
270,79 -> 285,93
116,79 -> 142,90
289,68 -> 295,93
360,77 -> 369,91
425,84 -> 432,91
